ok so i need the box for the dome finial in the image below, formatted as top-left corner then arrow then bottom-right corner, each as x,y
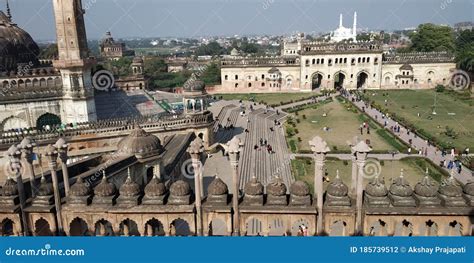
127,167 -> 131,179
400,168 -> 404,178
425,167 -> 429,175
6,0 -> 11,21
336,169 -> 340,179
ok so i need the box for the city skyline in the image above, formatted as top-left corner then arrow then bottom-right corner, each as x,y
12,0 -> 473,41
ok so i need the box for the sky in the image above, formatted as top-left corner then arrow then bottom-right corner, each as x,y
7,0 -> 474,40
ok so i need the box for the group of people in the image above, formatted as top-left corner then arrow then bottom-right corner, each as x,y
254,138 -> 274,154
359,122 -> 370,135
440,159 -> 463,174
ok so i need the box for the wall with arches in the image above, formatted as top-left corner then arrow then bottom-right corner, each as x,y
381,62 -> 455,89
239,212 -> 317,237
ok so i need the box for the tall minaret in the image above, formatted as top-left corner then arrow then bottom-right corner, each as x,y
6,0 -> 11,21
52,0 -> 97,123
353,12 -> 357,36
339,14 -> 343,28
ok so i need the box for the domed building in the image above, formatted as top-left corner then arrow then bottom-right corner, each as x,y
116,126 -> 164,159
0,10 -> 39,71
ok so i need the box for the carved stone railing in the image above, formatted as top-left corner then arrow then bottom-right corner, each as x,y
0,111 -> 214,146
383,51 -> 455,64
221,57 -> 299,67
301,41 -> 382,54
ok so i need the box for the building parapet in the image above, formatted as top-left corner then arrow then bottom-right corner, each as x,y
301,41 -> 382,55
221,57 -> 300,68
383,51 -> 455,64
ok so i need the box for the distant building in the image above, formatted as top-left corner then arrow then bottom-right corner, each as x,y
115,56 -> 148,91
166,57 -> 188,73
99,31 -> 135,60
454,22 -> 474,31
331,12 -> 357,42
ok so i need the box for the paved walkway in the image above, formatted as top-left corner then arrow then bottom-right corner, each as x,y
292,153 -> 411,161
347,94 -> 473,184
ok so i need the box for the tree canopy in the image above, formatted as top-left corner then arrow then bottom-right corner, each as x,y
409,23 -> 455,52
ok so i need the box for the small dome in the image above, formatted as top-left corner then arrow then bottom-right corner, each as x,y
207,177 -> 228,196
365,176 -> 388,197
94,175 -> 117,197
266,177 -> 287,196
119,176 -> 141,197
37,176 -> 53,196
290,181 -> 310,196
169,180 -> 191,196
70,176 -> 91,197
389,175 -> 413,197
463,181 -> 474,196
117,127 -> 163,157
1,177 -> 18,196
244,176 -> 263,196
439,176 -> 463,197
414,176 -> 439,197
327,173 -> 348,197
144,175 -> 166,197
183,73 -> 205,92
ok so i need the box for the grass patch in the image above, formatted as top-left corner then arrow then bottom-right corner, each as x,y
215,92 -> 314,106
376,129 -> 409,153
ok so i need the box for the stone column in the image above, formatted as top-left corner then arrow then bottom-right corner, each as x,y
19,137 -> 37,198
351,140 -> 371,235
187,137 -> 204,236
44,144 -> 64,235
227,136 -> 243,236
309,136 -> 330,235
350,152 -> 357,196
7,145 -> 28,236
55,138 -> 70,197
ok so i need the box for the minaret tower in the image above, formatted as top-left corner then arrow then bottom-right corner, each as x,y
52,0 -> 97,123
339,14 -> 343,28
353,12 -> 357,36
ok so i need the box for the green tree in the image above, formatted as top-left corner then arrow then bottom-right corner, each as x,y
39,44 -> 58,59
102,57 -> 132,77
195,41 -> 225,56
455,29 -> 474,73
199,63 -> 221,85
409,23 -> 455,52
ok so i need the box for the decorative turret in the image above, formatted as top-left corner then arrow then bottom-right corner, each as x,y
92,171 -> 117,206
364,176 -> 390,207
438,173 -> 466,207
182,73 -> 208,115
68,175 -> 91,206
117,168 -> 141,206
31,175 -> 54,207
326,171 -> 351,207
168,180 -> 192,205
206,176 -> 229,205
142,173 -> 167,205
414,169 -> 441,207
388,170 -> 416,207
463,181 -> 474,206
0,176 -> 20,209
266,176 -> 288,206
243,176 -> 264,206
289,181 -> 311,206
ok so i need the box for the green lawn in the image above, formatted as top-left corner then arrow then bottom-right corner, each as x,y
291,157 -> 447,194
365,89 -> 474,149
215,92 -> 314,106
287,99 -> 402,153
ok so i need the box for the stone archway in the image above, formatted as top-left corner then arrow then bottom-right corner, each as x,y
1,116 -> 28,131
36,113 -> 61,130
0,218 -> 15,236
311,73 -> 323,90
368,219 -> 388,236
329,220 -> 347,236
209,218 -> 228,236
94,219 -> 114,236
268,218 -> 286,236
35,218 -> 53,236
245,218 -> 263,236
357,71 -> 369,89
144,218 -> 165,236
170,218 -> 191,236
69,217 -> 90,236
291,219 -> 309,236
334,72 -> 346,90
119,219 -> 140,236
394,219 -> 413,236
